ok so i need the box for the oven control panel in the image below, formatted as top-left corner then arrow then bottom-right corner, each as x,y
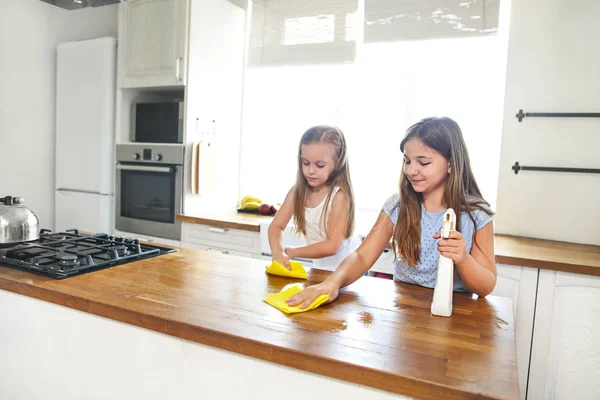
116,144 -> 184,165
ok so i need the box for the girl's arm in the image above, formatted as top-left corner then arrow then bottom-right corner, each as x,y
435,222 -> 497,297
287,211 -> 394,308
268,188 -> 295,268
285,190 -> 350,260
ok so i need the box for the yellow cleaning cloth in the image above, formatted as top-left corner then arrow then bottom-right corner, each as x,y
265,260 -> 308,279
263,283 -> 329,314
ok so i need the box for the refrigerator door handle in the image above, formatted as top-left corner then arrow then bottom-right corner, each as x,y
56,189 -> 108,195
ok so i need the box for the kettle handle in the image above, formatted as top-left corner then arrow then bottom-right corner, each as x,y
0,196 -> 23,205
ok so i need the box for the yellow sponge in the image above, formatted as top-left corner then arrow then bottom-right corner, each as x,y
265,260 -> 308,279
263,283 -> 329,314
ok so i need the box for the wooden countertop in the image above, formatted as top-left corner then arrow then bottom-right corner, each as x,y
0,248 -> 519,400
494,235 -> 600,277
177,211 -> 600,277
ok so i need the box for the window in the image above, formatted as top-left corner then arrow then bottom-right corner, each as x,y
240,0 -> 507,211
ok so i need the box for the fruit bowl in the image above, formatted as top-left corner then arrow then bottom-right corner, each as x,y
236,207 -> 263,215
238,195 -> 280,216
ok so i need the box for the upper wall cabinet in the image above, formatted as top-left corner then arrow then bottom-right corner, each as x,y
118,0 -> 189,88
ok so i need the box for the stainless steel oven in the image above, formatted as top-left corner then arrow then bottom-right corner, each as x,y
116,144 -> 184,240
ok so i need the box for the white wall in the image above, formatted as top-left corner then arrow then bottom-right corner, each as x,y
0,0 -> 118,231
183,0 -> 246,214
495,0 -> 600,245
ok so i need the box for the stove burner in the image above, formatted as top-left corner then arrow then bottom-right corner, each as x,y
109,245 -> 130,257
0,230 -> 176,279
58,255 -> 80,267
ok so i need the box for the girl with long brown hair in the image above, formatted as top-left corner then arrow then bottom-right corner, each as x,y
268,125 -> 360,271
287,117 -> 497,307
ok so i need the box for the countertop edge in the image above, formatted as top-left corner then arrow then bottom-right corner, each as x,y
0,276 -> 506,400
495,254 -> 600,277
177,214 -> 261,232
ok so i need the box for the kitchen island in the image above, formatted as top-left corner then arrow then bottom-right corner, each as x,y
0,247 -> 518,400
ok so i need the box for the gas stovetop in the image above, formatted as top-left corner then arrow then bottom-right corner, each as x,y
0,229 -> 176,279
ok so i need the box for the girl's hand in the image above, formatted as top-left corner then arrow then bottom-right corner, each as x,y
284,246 -> 297,259
273,252 -> 291,269
286,282 -> 339,309
434,230 -> 468,265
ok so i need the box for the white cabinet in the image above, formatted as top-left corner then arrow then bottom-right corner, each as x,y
259,221 -> 305,255
114,229 -> 181,247
183,242 -> 252,258
527,270 -> 600,400
181,222 -> 261,257
370,249 -> 394,275
118,0 -> 189,88
490,264 -> 538,400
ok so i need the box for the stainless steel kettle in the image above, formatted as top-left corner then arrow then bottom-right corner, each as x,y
0,196 -> 40,244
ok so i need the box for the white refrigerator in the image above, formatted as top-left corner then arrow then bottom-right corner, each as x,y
55,37 -> 117,234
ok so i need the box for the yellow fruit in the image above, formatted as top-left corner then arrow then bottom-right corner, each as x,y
241,195 -> 262,207
240,195 -> 252,204
242,201 -> 261,210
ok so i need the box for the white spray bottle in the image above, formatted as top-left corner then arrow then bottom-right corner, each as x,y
431,208 -> 457,317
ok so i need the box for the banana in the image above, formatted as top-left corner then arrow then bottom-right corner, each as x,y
242,201 -> 261,210
240,195 -> 262,208
240,195 -> 252,205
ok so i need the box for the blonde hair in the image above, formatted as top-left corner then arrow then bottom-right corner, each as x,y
293,125 -> 355,239
392,117 -> 493,266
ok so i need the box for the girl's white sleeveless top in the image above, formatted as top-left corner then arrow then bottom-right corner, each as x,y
304,187 -> 361,271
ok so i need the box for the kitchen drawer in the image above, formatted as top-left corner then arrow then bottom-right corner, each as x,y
181,223 -> 260,254
370,249 -> 395,275
182,242 -> 253,258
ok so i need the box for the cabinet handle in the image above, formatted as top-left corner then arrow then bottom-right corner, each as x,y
206,248 -> 228,255
208,227 -> 229,234
175,57 -> 183,82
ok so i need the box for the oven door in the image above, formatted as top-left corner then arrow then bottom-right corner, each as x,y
116,163 -> 182,240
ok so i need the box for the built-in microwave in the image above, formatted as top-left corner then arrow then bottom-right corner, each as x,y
131,101 -> 184,144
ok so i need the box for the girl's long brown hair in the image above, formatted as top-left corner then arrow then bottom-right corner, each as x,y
293,125 -> 355,239
392,117 -> 493,266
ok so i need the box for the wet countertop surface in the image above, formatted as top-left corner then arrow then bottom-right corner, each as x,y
0,247 -> 518,400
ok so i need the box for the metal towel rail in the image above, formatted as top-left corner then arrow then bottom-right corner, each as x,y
516,109 -> 600,122
512,162 -> 600,175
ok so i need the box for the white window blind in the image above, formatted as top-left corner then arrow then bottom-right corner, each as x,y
240,0 -> 507,212
249,0 -> 359,66
364,0 -> 500,43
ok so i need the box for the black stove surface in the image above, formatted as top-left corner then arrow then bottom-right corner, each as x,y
0,229 -> 176,279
